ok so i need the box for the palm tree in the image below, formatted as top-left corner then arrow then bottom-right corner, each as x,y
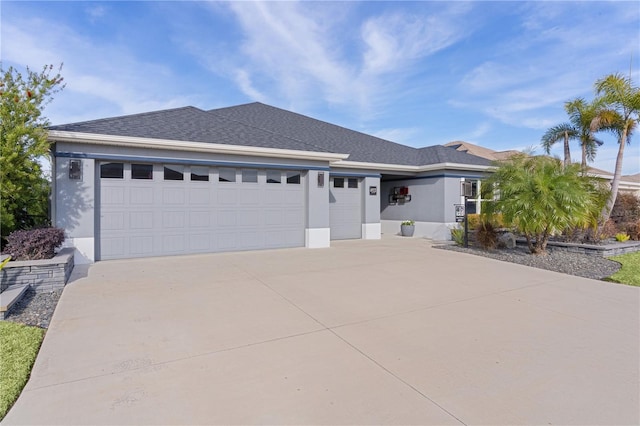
591,73 -> 640,223
483,154 -> 602,254
564,97 -> 604,170
541,123 -> 577,167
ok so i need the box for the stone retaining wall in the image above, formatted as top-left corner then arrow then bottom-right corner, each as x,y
0,247 -> 75,293
515,239 -> 640,257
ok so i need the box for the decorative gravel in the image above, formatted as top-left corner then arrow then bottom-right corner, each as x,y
3,288 -> 63,329
435,244 -> 622,280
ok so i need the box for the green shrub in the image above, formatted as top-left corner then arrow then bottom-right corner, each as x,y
450,227 -> 465,246
615,232 -> 630,242
466,214 -> 480,229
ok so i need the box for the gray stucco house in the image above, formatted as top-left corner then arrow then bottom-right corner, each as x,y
49,102 -> 491,263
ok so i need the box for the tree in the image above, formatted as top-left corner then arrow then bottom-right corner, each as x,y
483,154 -> 604,255
541,123 -> 576,167
564,97 -> 603,170
591,73 -> 640,223
0,64 -> 65,242
541,97 -> 603,169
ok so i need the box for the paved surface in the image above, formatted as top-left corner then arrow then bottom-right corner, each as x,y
4,237 -> 639,425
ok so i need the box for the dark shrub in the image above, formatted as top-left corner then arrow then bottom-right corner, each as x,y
3,228 -> 65,261
611,193 -> 640,225
475,219 -> 498,249
620,220 -> 640,241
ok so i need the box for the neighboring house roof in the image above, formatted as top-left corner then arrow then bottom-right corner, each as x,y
444,141 -> 521,161
49,102 -> 491,168
623,173 -> 640,183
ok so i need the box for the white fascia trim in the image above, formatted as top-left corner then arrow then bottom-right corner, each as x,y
332,160 -> 494,173
48,131 -> 350,163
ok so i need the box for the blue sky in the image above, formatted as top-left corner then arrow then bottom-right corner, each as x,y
2,1 -> 639,174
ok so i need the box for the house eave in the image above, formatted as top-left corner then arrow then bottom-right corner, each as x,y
332,160 -> 493,173
48,130 -> 350,163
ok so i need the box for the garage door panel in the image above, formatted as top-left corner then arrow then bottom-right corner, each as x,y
188,187 -> 211,204
163,188 -> 185,204
218,188 -> 237,205
99,163 -> 305,260
162,234 -> 185,252
130,211 -> 154,229
130,186 -> 154,204
102,186 -> 125,205
238,210 -> 260,226
189,211 -> 211,228
130,236 -> 154,255
218,210 -> 237,226
188,233 -> 210,251
101,212 -> 126,231
162,211 -> 186,228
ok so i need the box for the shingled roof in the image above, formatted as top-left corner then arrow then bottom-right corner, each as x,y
50,102 -> 491,167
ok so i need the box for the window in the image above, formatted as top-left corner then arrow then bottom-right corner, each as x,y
286,171 -> 301,184
164,165 -> 184,181
348,178 -> 358,189
219,168 -> 236,182
132,164 -> 153,179
266,170 -> 281,184
191,166 -> 209,181
242,169 -> 258,183
333,177 -> 344,188
100,162 -> 123,179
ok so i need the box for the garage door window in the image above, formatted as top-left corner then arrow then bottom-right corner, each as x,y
348,178 -> 358,188
333,177 -> 344,188
266,170 -> 281,184
219,168 -> 236,183
286,171 -> 301,184
132,164 -> 153,179
191,166 -> 209,181
164,165 -> 184,181
242,169 -> 258,183
100,162 -> 124,179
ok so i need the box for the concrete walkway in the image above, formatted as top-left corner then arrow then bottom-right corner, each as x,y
4,237 -> 639,425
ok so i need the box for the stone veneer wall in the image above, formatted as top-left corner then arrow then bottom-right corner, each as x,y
0,247 -> 75,293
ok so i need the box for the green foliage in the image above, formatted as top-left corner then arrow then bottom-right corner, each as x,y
0,322 -> 45,420
592,73 -> 640,222
615,233 -> 630,242
450,226 -> 465,246
483,154 -> 603,254
606,251 -> 640,286
466,214 -> 480,230
0,64 -> 65,242
401,220 -> 414,226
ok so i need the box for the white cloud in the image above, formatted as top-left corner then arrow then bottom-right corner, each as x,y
2,15 -> 196,123
372,127 -> 421,144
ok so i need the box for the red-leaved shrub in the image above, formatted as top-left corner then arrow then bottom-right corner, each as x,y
2,228 -> 65,261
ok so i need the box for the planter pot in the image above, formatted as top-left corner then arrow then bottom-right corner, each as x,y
401,224 -> 415,237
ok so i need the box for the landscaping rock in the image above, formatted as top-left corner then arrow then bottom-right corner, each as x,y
498,232 -> 516,249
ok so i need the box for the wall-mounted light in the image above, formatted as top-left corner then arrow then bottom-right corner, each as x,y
69,159 -> 82,181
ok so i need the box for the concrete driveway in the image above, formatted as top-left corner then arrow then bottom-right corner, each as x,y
5,237 -> 639,425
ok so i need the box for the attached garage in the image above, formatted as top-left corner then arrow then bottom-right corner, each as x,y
329,176 -> 362,240
98,162 -> 305,260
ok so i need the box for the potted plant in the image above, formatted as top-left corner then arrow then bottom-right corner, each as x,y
401,220 -> 415,237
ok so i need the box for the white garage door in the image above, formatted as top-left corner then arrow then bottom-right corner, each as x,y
98,162 -> 305,260
329,176 -> 362,240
